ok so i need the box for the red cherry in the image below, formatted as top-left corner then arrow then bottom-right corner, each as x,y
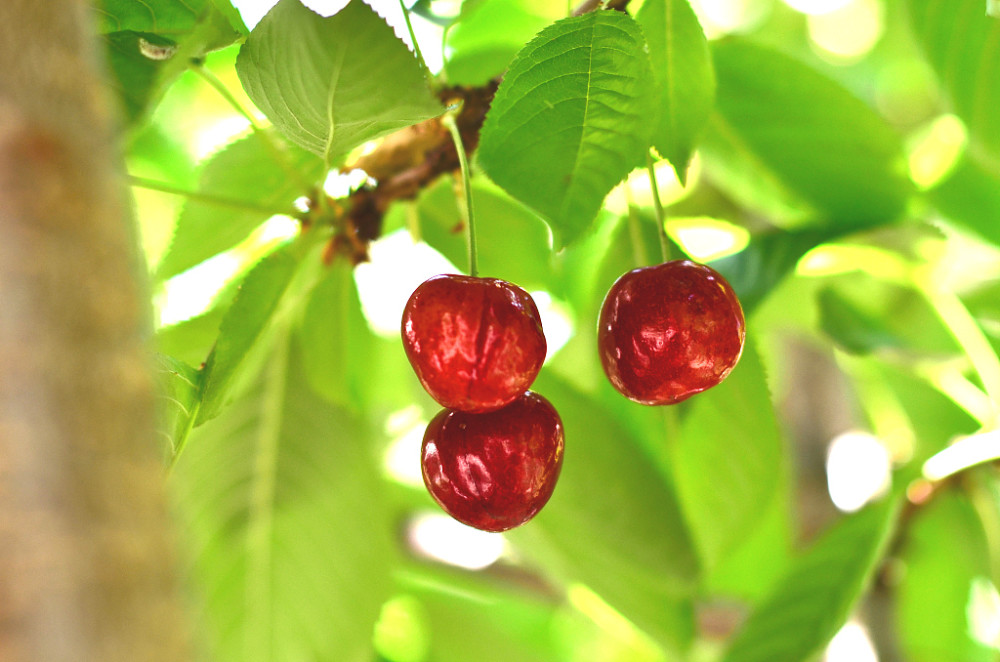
420,391 -> 564,532
598,260 -> 745,405
401,274 -> 547,413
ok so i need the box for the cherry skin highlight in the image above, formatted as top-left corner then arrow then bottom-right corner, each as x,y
420,391 -> 565,532
401,274 -> 547,413
598,260 -> 745,405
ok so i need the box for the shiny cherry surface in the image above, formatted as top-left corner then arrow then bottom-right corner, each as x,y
421,391 -> 564,532
402,274 -> 546,413
598,260 -> 745,405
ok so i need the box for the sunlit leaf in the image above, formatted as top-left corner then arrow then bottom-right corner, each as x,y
155,133 -> 324,280
705,39 -> 910,229
478,10 -> 656,247
897,491 -> 996,662
171,340 -> 395,662
674,343 -> 785,574
236,0 -> 442,163
94,0 -> 207,34
197,246 -> 300,424
906,0 -> 1000,168
635,0 -> 715,182
928,155 -> 1000,248
507,373 -> 698,655
721,496 -> 901,662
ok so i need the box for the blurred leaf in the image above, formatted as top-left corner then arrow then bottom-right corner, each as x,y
443,0 -> 563,85
155,132 -> 324,280
507,373 -> 699,656
721,496 -> 901,662
906,0 -> 1000,167
478,11 -> 656,247
635,0 -> 715,182
171,340 -> 394,662
818,276 -> 959,357
928,155 -> 1000,248
156,307 -> 225,367
818,287 -> 906,354
155,353 -> 201,458
97,0 -> 241,124
710,229 -> 835,314
706,483 -> 792,601
236,0 -> 441,163
897,491 -> 997,662
674,343 -> 785,574
197,246 -> 300,424
705,39 -> 910,229
94,0 -> 207,34
417,178 -> 553,289
296,261 -> 376,410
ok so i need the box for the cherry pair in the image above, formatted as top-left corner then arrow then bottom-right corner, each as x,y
401,275 -> 563,533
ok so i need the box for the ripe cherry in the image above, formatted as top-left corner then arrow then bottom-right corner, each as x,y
402,274 -> 547,413
421,391 -> 564,532
598,260 -> 745,405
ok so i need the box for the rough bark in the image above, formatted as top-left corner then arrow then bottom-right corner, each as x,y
0,1 -> 191,660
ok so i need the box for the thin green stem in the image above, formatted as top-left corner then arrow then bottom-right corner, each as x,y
646,152 -> 673,263
442,110 -> 478,277
130,175 -> 299,217
396,0 -> 429,80
191,63 -> 314,194
624,183 -> 650,268
917,272 -> 1000,426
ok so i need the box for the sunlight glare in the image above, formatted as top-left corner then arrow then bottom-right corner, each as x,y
826,431 -> 891,512
908,114 -> 968,190
923,430 -> 1000,482
667,217 -> 750,261
808,0 -> 883,62
194,115 -> 252,160
531,291 -> 574,363
690,0 -> 773,37
783,0 -> 851,14
824,621 -> 879,662
408,513 -> 506,570
968,577 -> 1000,649
157,252 -> 242,326
384,406 -> 428,487
354,229 -> 460,336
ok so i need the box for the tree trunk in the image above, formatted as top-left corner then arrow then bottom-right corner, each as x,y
0,1 -> 191,660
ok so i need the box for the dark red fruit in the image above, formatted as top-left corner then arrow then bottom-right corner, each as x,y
598,260 -> 745,405
421,391 -> 564,532
402,274 -> 546,413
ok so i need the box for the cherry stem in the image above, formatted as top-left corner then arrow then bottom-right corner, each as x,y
129,175 -> 301,218
442,109 -> 479,277
645,152 -> 673,263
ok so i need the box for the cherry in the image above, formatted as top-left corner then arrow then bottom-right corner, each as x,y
420,391 -> 564,532
401,274 -> 547,413
598,260 -> 745,405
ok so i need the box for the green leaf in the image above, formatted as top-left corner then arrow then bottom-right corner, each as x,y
710,229 -> 835,314
635,0 -> 715,182
154,353 -> 201,459
478,11 -> 657,247
705,39 -> 910,230
443,0 -> 564,86
94,0 -> 207,34
721,496 -> 901,662
197,246 -> 300,424
416,178 -> 554,289
896,491 -> 997,662
507,373 -> 699,655
906,0 -> 1000,167
102,31 -> 174,124
236,0 -> 442,163
929,155 -> 1000,248
818,287 -> 906,355
674,343 -> 785,574
155,133 -> 324,280
296,261 -> 376,410
170,339 -> 395,662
